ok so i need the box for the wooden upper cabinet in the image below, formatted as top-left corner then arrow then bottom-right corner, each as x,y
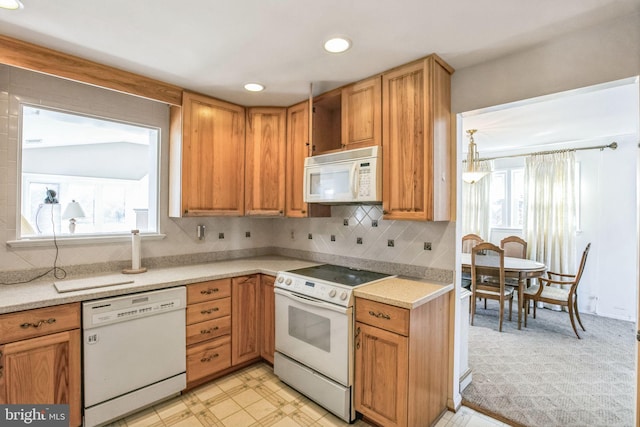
245,108 -> 286,216
382,55 -> 453,221
312,88 -> 342,155
311,76 -> 381,155
341,76 -> 382,150
285,100 -> 330,218
169,91 -> 245,217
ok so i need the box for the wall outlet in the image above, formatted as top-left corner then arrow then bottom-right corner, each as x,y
424,242 -> 432,250
290,230 -> 295,240
196,224 -> 205,240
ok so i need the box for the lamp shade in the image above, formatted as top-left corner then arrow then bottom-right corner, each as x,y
62,200 -> 86,219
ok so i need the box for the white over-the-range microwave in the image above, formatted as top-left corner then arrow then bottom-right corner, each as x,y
303,146 -> 381,204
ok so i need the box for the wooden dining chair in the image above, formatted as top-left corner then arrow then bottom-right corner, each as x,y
500,236 -> 527,259
462,233 -> 483,253
470,242 -> 514,332
523,243 -> 591,338
461,234 -> 484,288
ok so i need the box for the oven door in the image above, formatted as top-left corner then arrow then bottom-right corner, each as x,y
274,288 -> 353,386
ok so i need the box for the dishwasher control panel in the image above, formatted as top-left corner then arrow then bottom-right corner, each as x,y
83,286 -> 186,329
91,298 -> 182,325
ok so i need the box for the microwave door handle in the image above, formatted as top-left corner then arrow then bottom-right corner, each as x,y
351,162 -> 359,198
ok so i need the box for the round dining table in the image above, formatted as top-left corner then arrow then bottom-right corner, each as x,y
460,253 -> 546,330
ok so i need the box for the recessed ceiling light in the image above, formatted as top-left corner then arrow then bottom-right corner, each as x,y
244,82 -> 265,92
0,0 -> 23,10
323,37 -> 351,54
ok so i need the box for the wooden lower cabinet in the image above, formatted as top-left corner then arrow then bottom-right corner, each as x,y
186,335 -> 232,385
232,275 -> 260,365
259,275 -> 275,364
355,294 -> 450,427
0,303 -> 81,427
185,279 -> 232,388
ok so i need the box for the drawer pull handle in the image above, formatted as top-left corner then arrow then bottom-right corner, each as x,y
200,326 -> 219,334
200,288 -> 219,295
368,310 -> 390,320
20,318 -> 56,329
201,307 -> 220,315
201,353 -> 219,363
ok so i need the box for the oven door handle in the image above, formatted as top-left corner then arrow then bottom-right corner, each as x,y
274,288 -> 349,314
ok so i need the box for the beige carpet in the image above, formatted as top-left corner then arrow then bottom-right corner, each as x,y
462,301 -> 635,427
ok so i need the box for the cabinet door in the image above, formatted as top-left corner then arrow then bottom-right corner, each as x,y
0,330 -> 82,427
285,100 -> 310,217
231,275 -> 260,365
285,101 -> 330,218
245,108 -> 286,216
382,57 -> 452,221
342,76 -> 381,150
181,91 -> 245,216
259,275 -> 275,364
355,322 -> 408,427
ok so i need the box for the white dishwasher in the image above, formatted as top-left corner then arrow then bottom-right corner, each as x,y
83,286 -> 187,427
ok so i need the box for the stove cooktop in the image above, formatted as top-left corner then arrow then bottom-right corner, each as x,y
286,264 -> 392,287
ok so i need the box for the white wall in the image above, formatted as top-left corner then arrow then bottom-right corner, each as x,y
577,135 -> 638,321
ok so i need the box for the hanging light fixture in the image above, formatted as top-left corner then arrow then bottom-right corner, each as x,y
462,129 -> 489,184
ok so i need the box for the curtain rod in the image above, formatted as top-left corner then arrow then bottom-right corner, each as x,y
475,141 -> 618,162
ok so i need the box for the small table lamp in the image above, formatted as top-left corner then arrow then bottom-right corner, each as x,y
62,200 -> 86,234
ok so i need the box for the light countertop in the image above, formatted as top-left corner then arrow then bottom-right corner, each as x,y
0,256 -> 319,314
354,277 -> 453,309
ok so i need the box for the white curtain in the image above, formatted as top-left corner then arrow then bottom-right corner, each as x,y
523,151 -> 577,274
462,160 -> 493,240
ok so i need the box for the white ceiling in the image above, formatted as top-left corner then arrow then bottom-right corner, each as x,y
462,77 -> 640,155
1,0 -> 638,107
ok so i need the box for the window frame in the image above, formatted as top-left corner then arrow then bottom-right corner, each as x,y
12,101 -> 163,245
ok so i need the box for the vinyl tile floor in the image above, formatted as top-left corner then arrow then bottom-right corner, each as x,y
105,363 -> 509,427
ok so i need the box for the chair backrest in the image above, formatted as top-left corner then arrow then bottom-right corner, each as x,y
462,233 -> 483,253
471,242 -> 505,291
500,236 -> 527,259
573,243 -> 592,287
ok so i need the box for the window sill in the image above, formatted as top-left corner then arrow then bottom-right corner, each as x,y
6,233 -> 166,248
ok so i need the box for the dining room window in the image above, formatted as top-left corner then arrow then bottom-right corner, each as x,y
490,168 -> 524,229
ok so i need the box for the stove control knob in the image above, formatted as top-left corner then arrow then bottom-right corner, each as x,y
328,289 -> 337,298
277,276 -> 284,283
284,278 -> 292,286
340,291 -> 348,301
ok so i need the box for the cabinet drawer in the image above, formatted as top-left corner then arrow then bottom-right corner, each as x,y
187,335 -> 231,384
186,298 -> 231,324
0,303 -> 81,345
187,279 -> 231,304
186,316 -> 231,346
355,298 -> 409,336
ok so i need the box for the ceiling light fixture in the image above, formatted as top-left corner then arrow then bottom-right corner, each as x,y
244,82 -> 265,92
0,0 -> 23,10
323,37 -> 351,54
462,129 -> 490,184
